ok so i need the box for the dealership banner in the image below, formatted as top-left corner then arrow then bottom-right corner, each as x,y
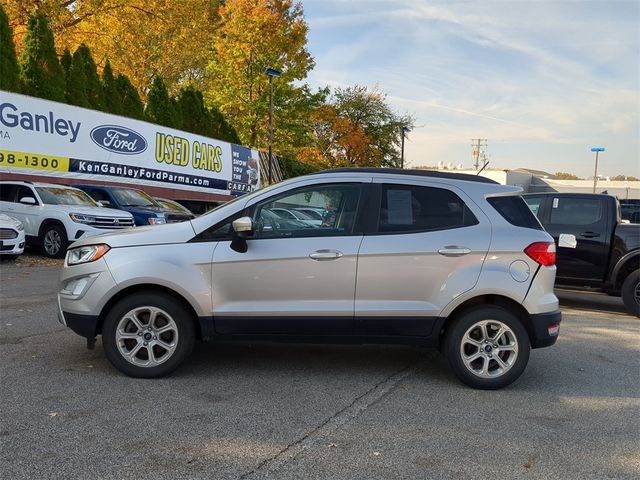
0,91 -> 262,195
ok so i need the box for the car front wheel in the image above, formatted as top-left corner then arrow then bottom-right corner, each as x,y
444,306 -> 531,390
41,224 -> 68,258
102,292 -> 196,378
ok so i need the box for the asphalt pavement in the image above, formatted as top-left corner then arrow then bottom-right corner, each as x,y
1,258 -> 638,479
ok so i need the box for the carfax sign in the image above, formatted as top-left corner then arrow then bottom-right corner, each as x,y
0,90 -> 261,195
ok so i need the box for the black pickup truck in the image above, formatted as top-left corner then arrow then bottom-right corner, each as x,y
523,193 -> 639,316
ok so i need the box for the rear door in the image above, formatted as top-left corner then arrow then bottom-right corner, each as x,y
542,195 -> 610,282
355,180 -> 491,336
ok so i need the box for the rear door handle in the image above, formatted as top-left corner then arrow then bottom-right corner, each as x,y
309,249 -> 343,261
581,231 -> 600,238
438,246 -> 471,257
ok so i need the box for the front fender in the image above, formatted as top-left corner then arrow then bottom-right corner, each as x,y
104,243 -> 213,316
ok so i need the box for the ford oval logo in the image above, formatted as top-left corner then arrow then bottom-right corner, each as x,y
90,125 -> 147,155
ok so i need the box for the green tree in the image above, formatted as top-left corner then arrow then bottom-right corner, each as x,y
19,9 -> 65,101
67,47 -> 89,107
178,87 -> 212,136
115,74 -> 144,120
145,76 -> 181,128
0,3 -> 21,92
101,60 -> 121,115
208,105 -> 242,144
74,44 -> 103,109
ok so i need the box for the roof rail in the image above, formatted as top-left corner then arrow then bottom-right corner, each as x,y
311,167 -> 499,184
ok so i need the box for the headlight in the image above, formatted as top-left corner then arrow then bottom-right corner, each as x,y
69,213 -> 96,224
148,216 -> 166,225
15,223 -> 24,231
66,244 -> 110,265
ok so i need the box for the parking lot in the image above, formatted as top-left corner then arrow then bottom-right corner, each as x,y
1,255 -> 639,480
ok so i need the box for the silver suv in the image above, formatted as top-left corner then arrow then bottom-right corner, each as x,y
57,169 -> 561,389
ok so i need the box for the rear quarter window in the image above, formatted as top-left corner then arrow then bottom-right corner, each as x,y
488,196 -> 543,230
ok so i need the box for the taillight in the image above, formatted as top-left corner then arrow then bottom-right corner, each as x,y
524,242 -> 556,266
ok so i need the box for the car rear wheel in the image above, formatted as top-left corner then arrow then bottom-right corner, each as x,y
621,270 -> 640,317
444,306 -> 530,390
102,292 -> 196,378
41,224 -> 67,258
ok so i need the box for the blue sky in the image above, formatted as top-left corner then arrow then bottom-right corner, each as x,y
302,0 -> 639,178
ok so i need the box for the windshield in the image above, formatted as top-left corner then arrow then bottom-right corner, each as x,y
112,188 -> 159,208
36,187 -> 98,206
156,198 -> 191,214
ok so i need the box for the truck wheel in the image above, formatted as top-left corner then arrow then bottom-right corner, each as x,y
444,306 -> 530,390
621,270 -> 640,317
41,224 -> 68,258
102,292 -> 196,378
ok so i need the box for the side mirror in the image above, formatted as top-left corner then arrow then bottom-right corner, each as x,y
19,197 -> 37,205
230,216 -> 254,253
97,200 -> 111,207
232,216 -> 254,239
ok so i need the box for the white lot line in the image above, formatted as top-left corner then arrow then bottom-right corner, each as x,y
240,358 -> 428,479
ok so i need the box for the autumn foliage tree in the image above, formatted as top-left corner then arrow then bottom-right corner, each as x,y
299,86 -> 414,169
206,0 -> 318,151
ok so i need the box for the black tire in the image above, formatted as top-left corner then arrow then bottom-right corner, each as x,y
444,306 -> 531,390
40,223 -> 68,258
621,270 -> 640,317
102,292 -> 196,378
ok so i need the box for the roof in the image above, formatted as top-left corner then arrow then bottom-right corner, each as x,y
312,167 -> 499,184
0,180 -> 79,189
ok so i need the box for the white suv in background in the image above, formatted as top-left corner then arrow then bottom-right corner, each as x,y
0,181 -> 135,258
58,168 -> 561,389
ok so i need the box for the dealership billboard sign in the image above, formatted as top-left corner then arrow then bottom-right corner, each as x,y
0,91 -> 261,195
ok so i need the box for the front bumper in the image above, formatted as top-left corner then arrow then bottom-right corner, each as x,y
58,257 -> 117,339
0,230 -> 25,255
529,309 -> 562,348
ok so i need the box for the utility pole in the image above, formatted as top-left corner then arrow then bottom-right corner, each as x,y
400,127 -> 409,169
591,146 -> 605,193
471,139 -> 487,170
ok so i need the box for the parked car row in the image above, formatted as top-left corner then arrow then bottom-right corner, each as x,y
0,181 -> 195,259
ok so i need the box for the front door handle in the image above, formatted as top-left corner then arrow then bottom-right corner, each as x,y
309,249 -> 343,261
438,246 -> 471,257
581,231 -> 600,238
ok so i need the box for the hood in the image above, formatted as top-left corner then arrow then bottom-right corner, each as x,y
0,213 -> 22,228
70,220 -> 197,249
51,204 -> 134,218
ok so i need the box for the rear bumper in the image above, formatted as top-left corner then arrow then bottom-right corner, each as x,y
529,309 -> 562,348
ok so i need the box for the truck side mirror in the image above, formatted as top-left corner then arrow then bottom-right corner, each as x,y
19,197 -> 37,205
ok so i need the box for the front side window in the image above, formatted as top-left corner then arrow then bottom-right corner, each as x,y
36,187 -> 97,206
253,184 -> 361,238
378,184 -> 478,233
0,184 -> 18,202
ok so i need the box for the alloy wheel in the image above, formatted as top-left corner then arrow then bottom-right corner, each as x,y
460,320 -> 519,378
116,306 -> 179,367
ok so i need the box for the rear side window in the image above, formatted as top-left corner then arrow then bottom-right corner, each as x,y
0,184 -> 17,202
549,197 -> 602,225
378,184 -> 478,233
488,196 -> 543,230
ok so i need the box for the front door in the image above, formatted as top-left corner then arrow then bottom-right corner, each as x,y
211,182 -> 364,335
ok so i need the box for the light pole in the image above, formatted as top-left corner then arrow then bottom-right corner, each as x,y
591,146 -> 605,193
400,127 -> 410,169
265,68 -> 281,185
